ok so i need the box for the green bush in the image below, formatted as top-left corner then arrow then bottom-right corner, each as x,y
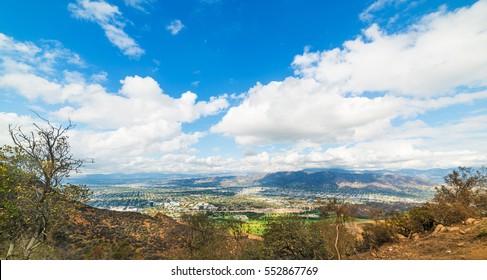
428,167 -> 487,225
407,206 -> 436,232
427,201 -> 476,226
360,222 -> 396,250
262,216 -> 317,260
388,212 -> 412,237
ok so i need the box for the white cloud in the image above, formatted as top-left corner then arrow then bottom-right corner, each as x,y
51,76 -> 228,128
316,115 -> 487,170
91,71 -> 108,82
3,2 -> 487,174
0,33 -> 85,75
0,113 -> 36,146
1,33 -> 230,174
294,1 -> 487,97
211,1 -> 487,170
0,34 -> 93,104
124,0 -> 153,12
0,73 -> 65,103
166,19 -> 185,35
214,1 -> 487,144
0,73 -> 229,173
68,0 -> 145,59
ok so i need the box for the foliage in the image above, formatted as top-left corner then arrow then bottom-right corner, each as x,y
429,167 -> 487,225
179,213 -> 231,259
320,198 -> 357,259
360,222 -> 396,250
262,215 -> 328,260
0,118 -> 90,259
388,206 -> 435,237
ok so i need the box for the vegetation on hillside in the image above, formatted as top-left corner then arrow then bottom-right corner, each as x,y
1,118 -> 90,259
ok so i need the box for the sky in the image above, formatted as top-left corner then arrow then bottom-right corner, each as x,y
0,0 -> 486,175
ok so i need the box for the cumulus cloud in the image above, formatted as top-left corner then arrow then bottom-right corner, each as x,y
211,1 -> 487,170
213,2 -> 487,144
103,110 -> 487,173
212,76 -> 487,146
0,113 -> 36,146
294,2 -> 487,97
166,19 -> 185,35
309,114 -> 487,170
68,0 -> 145,59
0,33 -> 91,103
3,2 -> 487,173
2,73 -> 230,169
0,34 -> 230,174
51,75 -> 229,129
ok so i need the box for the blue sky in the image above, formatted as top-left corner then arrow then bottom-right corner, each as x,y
1,0 -> 486,174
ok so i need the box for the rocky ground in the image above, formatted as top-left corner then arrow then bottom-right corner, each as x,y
350,217 -> 487,260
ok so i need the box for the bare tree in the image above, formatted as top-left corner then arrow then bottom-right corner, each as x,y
4,116 -> 87,258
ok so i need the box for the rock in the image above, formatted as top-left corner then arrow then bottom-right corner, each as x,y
433,224 -> 446,236
457,242 -> 465,247
465,218 -> 476,225
459,230 -> 466,235
395,234 -> 407,241
412,233 -> 420,240
447,226 -> 460,232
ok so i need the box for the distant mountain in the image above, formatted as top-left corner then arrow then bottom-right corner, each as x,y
72,168 -> 442,202
256,169 -> 436,200
385,168 -> 453,183
69,172 -> 202,185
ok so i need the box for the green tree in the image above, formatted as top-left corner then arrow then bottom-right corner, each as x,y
429,166 -> 487,225
179,213 -> 230,259
223,219 -> 250,259
262,215 -> 327,259
0,146 -> 34,258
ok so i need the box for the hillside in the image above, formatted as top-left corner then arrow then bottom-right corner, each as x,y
350,218 -> 487,260
47,203 -> 188,260
13,200 -> 487,260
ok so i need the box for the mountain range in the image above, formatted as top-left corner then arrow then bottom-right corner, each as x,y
70,168 -> 449,202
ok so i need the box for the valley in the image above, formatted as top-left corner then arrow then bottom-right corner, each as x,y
76,169 -> 437,220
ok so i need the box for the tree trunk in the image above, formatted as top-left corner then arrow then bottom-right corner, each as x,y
24,235 -> 39,259
335,224 -> 341,260
6,242 -> 15,259
23,217 -> 46,259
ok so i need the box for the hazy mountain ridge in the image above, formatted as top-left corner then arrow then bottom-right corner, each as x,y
71,168 -> 439,202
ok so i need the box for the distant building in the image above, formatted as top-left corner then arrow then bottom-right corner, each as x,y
302,214 -> 320,219
232,215 -> 249,222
